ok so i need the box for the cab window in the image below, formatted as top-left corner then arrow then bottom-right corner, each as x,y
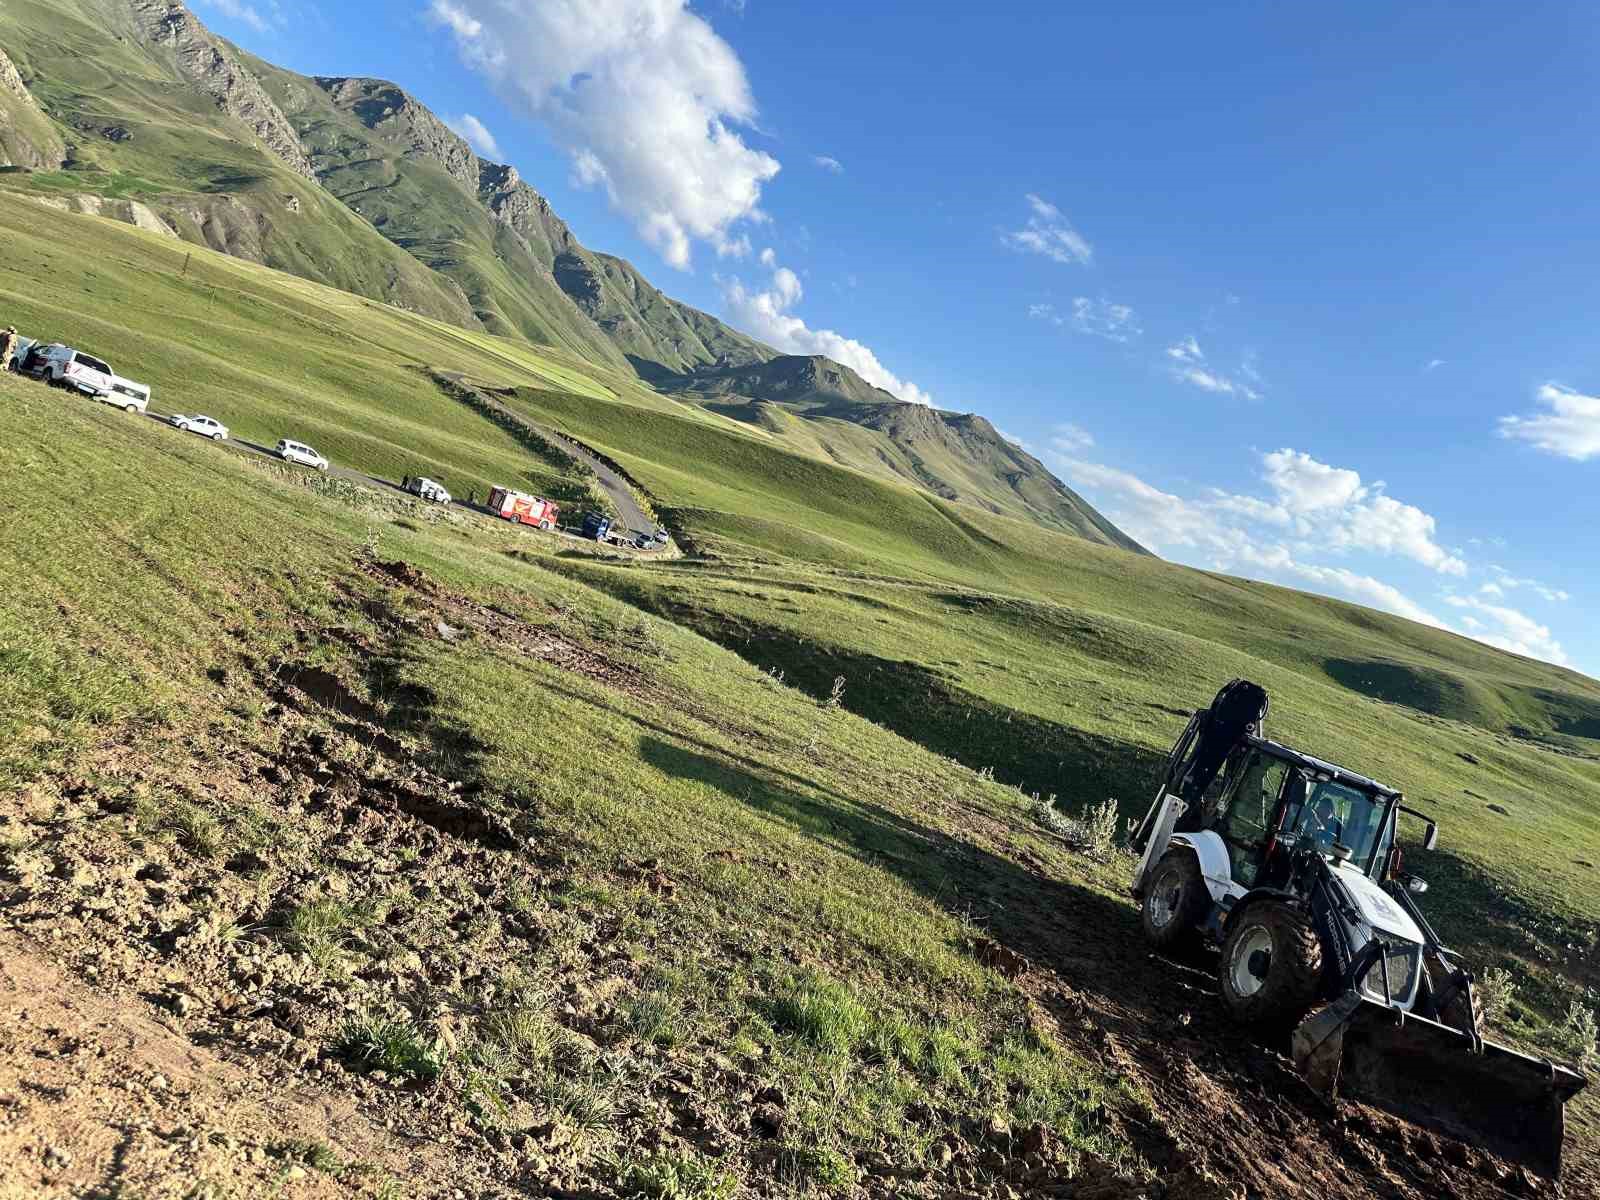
1214,752 -> 1289,886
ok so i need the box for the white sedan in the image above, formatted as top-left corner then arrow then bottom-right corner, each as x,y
276,438 -> 330,471
172,414 -> 229,441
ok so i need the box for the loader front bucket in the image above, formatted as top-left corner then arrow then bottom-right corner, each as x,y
1293,992 -> 1587,1178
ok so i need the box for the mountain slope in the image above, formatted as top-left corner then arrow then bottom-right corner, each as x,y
249,67 -> 776,378
0,0 -> 1142,553
663,355 -> 1149,549
0,0 -> 477,325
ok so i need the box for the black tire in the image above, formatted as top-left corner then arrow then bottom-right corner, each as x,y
1425,960 -> 1484,1036
211,432 -> 224,441
1218,901 -> 1324,1026
1140,850 -> 1210,948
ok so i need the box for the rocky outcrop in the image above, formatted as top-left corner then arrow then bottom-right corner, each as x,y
0,46 -> 66,169
317,77 -> 478,190
126,0 -> 313,179
32,194 -> 178,238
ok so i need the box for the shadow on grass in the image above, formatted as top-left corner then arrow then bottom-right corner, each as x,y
664,613 -> 1166,813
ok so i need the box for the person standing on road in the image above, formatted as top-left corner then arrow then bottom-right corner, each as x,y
0,327 -> 16,373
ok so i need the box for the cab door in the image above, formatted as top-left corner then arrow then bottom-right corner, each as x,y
1211,751 -> 1292,888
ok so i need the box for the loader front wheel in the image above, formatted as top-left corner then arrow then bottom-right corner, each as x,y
1219,901 -> 1323,1026
1140,850 -> 1209,948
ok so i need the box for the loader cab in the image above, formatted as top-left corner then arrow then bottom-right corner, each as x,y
1208,740 -> 1401,888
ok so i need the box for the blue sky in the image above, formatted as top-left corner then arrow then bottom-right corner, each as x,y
202,0 -> 1598,676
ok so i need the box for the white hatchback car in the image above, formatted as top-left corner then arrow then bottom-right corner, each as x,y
276,438 -> 329,471
172,414 -> 229,441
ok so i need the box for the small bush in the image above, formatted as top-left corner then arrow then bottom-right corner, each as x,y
1553,1001 -> 1599,1072
1035,794 -> 1120,859
825,675 -> 846,710
1476,966 -> 1517,1028
336,1013 -> 445,1082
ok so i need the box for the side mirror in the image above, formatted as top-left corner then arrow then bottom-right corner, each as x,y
1406,876 -> 1429,895
1423,823 -> 1439,852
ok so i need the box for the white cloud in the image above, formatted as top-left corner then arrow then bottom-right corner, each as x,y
1054,458 -> 1451,627
1002,194 -> 1093,266
1498,383 -> 1600,461
812,155 -> 844,174
1329,494 -> 1467,575
1258,449 -> 1464,575
1056,448 -> 1465,588
428,0 -> 779,269
1485,565 -> 1570,603
1261,449 -> 1367,513
445,113 -> 501,159
1425,358 -> 1446,372
721,259 -> 932,405
1444,596 -> 1570,665
1030,299 -> 1139,343
195,0 -> 273,32
1164,336 -> 1261,400
1167,336 -> 1203,364
1070,297 -> 1139,342
1050,423 -> 1095,454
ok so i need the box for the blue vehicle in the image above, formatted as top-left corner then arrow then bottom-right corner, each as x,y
581,511 -> 613,542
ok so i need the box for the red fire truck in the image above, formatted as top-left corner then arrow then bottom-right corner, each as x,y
487,487 -> 560,530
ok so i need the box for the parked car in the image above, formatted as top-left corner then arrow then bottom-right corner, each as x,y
31,343 -> 150,412
487,486 -> 559,529
276,439 -> 329,470
581,511 -> 613,542
9,335 -> 38,373
404,476 -> 451,504
171,414 -> 229,442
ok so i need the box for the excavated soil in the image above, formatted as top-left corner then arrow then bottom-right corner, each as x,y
1,558 -> 1594,1199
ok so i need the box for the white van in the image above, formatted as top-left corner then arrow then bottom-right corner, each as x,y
404,476 -> 451,504
33,344 -> 150,413
276,439 -> 329,471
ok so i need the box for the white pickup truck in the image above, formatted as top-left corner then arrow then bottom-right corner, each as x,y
30,343 -> 151,413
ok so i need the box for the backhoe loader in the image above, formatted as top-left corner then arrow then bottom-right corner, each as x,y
1130,680 -> 1588,1178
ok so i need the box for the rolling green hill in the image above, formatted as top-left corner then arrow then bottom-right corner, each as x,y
1,175 -> 1598,1196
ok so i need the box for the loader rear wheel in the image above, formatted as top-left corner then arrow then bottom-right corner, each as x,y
1219,901 -> 1323,1026
1140,850 -> 1209,948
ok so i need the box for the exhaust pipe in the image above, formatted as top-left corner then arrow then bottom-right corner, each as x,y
1294,992 -> 1587,1178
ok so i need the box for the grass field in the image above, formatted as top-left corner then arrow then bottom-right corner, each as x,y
1,195 -> 1597,1192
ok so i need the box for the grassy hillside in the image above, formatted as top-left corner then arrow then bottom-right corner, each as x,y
1,190 -> 1598,1194
0,0 -> 478,324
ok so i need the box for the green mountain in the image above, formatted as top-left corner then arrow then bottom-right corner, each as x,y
665,355 -> 1147,548
0,0 -> 1141,551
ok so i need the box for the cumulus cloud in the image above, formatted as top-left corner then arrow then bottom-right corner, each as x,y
812,155 -> 844,174
1498,383 -> 1600,461
1261,449 -> 1367,513
1053,456 -> 1459,630
1002,194 -> 1093,266
195,0 -> 273,32
428,0 -> 779,269
721,259 -> 932,405
1164,336 -> 1260,400
446,112 -> 502,159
